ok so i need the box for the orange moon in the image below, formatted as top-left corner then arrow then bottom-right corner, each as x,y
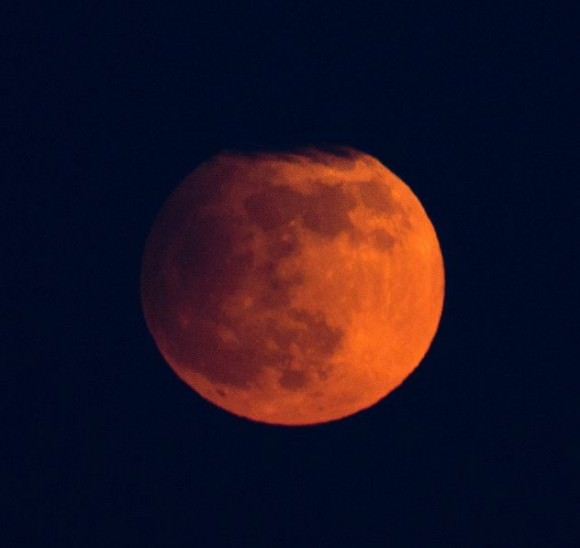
141,147 -> 444,426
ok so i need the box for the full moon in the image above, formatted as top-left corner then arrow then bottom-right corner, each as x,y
141,147 -> 444,425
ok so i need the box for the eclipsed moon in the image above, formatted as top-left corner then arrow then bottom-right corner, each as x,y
141,147 -> 444,426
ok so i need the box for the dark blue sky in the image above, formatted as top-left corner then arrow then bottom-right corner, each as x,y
5,2 -> 577,546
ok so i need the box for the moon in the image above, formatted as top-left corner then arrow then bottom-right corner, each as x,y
141,147 -> 444,426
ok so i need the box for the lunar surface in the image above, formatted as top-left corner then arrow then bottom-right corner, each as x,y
141,147 -> 444,425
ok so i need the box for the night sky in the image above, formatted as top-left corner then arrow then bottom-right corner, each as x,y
6,2 -> 577,547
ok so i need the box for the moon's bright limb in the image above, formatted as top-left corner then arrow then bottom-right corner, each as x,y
141,147 -> 444,425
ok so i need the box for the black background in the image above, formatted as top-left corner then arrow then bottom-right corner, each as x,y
5,2 -> 578,546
